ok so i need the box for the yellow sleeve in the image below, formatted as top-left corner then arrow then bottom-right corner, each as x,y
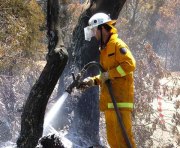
108,42 -> 136,79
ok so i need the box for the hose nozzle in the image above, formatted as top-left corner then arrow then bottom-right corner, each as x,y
66,72 -> 82,94
66,61 -> 103,94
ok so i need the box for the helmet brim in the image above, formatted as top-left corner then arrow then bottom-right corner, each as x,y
106,20 -> 116,26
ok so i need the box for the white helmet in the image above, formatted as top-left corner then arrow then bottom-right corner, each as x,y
89,13 -> 112,28
84,13 -> 116,41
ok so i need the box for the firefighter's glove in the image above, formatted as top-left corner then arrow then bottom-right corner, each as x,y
101,71 -> 109,83
78,77 -> 94,91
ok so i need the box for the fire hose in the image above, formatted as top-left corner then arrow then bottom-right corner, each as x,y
66,61 -> 132,148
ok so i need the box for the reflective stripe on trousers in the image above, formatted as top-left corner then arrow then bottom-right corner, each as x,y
108,102 -> 133,109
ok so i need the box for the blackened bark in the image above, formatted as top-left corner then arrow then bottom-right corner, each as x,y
16,0 -> 68,147
92,0 -> 126,19
58,0 -> 126,147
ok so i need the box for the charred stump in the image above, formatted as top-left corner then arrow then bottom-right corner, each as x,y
17,0 -> 68,147
37,134 -> 65,148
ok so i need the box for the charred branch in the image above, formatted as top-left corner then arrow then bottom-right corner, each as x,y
16,0 -> 68,147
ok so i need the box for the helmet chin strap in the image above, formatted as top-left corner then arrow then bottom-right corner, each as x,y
100,27 -> 103,50
99,26 -> 112,50
98,26 -> 105,50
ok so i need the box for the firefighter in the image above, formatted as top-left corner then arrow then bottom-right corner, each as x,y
81,13 -> 136,148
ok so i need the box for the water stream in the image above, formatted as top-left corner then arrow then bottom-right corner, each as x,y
43,92 -> 69,135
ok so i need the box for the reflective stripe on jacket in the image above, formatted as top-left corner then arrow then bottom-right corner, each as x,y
92,33 -> 136,111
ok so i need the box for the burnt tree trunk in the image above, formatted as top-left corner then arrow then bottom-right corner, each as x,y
16,0 -> 68,147
58,0 -> 126,147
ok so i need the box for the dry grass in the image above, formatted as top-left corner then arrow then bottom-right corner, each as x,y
0,0 -> 45,71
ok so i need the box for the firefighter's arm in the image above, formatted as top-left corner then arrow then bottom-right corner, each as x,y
108,45 -> 136,79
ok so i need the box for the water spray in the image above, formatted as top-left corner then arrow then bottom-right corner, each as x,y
43,61 -> 132,148
43,92 -> 69,135
43,63 -> 89,135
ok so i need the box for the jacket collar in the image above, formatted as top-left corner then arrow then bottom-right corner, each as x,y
100,33 -> 118,50
108,33 -> 118,43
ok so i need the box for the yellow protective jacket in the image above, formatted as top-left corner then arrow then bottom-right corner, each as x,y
92,33 -> 136,111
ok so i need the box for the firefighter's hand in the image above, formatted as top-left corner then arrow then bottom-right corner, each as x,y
101,71 -> 109,83
78,77 -> 94,91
